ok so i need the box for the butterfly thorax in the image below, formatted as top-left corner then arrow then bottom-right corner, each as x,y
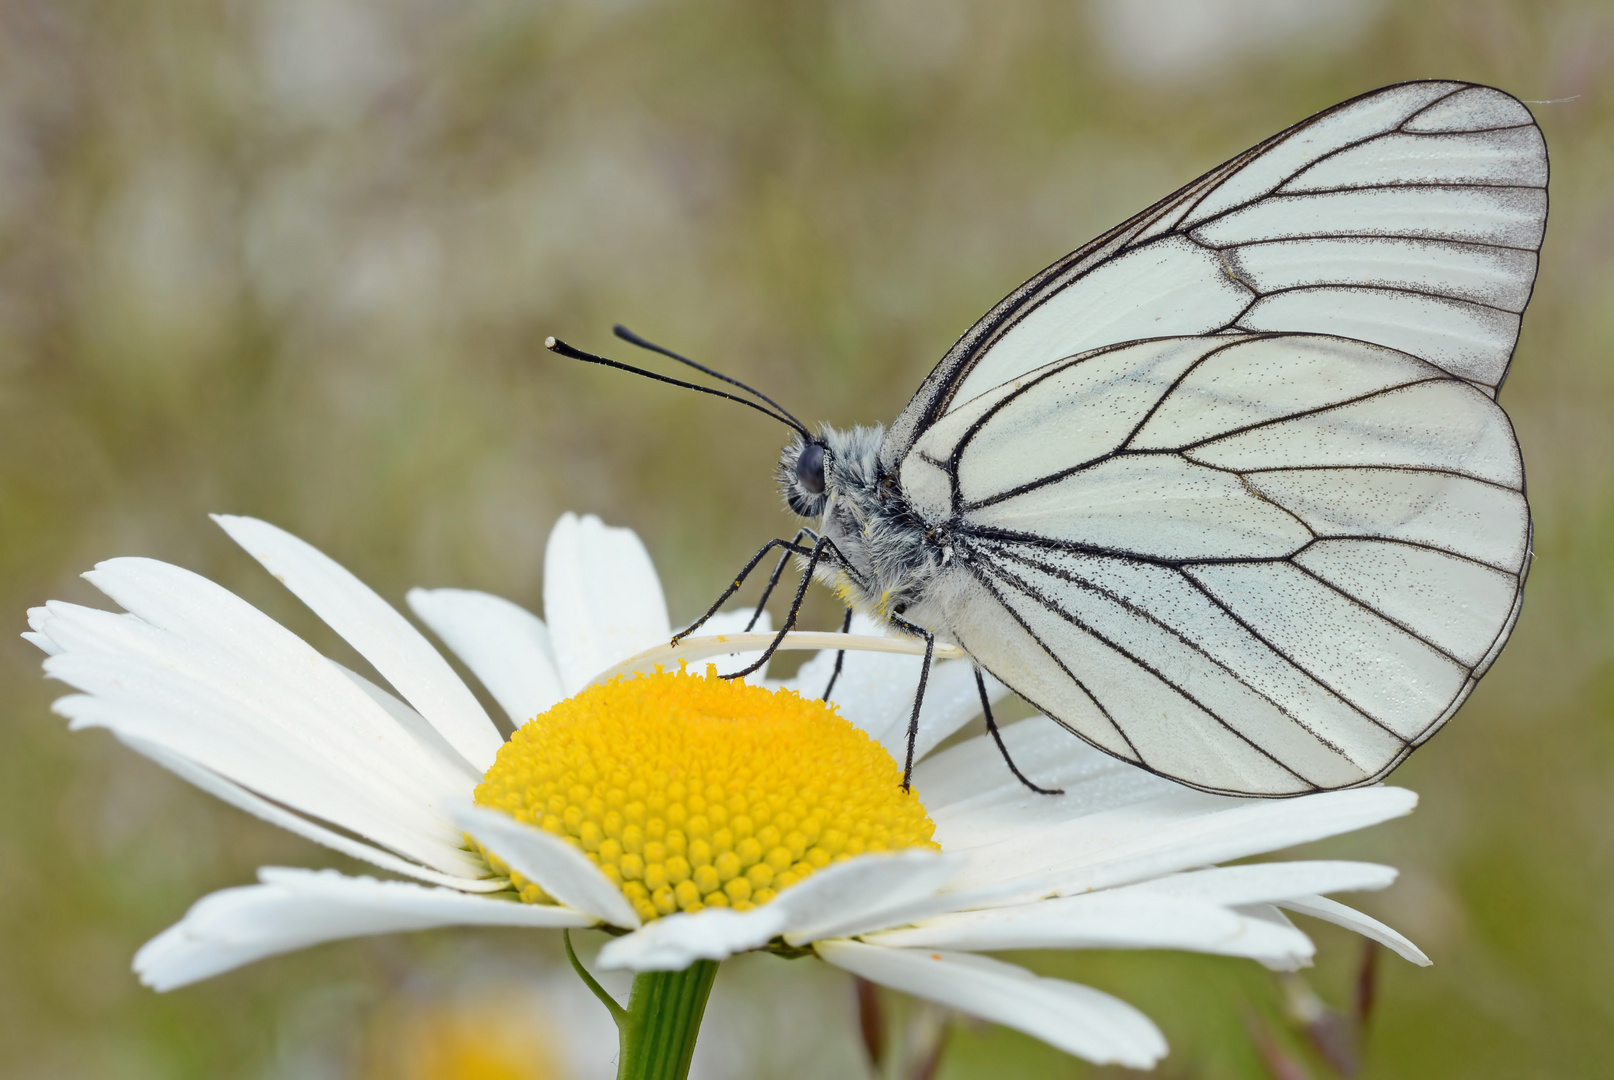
780,424 -> 951,636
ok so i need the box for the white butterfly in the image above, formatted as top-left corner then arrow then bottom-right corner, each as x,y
554,80 -> 1546,799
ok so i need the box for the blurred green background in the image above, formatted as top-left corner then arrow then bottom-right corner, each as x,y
2,0 -> 1611,1077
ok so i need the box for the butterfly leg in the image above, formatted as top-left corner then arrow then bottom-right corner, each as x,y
718,533 -> 863,680
887,614 -> 934,792
820,606 -> 854,702
975,667 -> 1063,796
671,534 -> 816,646
745,527 -> 819,632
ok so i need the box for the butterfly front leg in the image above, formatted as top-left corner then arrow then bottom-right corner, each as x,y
677,532 -> 868,683
671,532 -> 821,646
739,526 -> 865,694
720,532 -> 866,680
726,528 -> 857,701
743,527 -> 820,632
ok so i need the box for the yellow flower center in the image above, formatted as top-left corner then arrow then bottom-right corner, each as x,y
473,665 -> 939,924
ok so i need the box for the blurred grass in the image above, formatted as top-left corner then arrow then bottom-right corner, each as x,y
1,0 -> 1611,1076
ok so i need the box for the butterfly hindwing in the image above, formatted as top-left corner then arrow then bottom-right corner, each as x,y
903,329 -> 1529,795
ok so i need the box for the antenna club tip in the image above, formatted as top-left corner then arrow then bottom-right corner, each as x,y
544,336 -> 558,350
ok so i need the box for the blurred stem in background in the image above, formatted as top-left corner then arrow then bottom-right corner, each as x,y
1246,941 -> 1384,1080
855,976 -> 955,1080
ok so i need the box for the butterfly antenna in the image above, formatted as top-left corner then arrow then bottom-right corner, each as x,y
545,337 -> 811,438
612,324 -> 812,435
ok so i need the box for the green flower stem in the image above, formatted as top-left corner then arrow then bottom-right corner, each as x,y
565,931 -> 720,1080
615,960 -> 720,1080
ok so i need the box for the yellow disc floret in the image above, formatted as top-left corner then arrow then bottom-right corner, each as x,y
472,664 -> 939,924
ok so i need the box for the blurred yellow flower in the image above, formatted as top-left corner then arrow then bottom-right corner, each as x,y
363,992 -> 567,1080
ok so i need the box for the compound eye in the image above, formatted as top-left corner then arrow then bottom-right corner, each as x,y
796,441 -> 826,495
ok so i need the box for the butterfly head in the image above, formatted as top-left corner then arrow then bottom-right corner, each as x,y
779,434 -> 830,518
779,424 -> 888,523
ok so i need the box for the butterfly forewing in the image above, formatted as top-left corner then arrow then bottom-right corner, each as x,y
887,79 -> 1545,795
884,80 -> 1545,473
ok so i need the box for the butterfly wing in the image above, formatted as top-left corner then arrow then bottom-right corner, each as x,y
905,332 -> 1527,795
883,80 -> 1546,470
891,81 -> 1545,796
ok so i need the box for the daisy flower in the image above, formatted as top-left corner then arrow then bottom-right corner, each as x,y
25,512 -> 1429,1072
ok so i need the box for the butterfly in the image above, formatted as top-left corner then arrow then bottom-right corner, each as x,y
549,80 -> 1546,799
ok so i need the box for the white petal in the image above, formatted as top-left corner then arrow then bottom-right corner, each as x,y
597,851 -> 963,971
135,867 -> 591,991
607,631 -> 958,686
61,570 -> 471,802
543,513 -> 671,694
685,608 -> 773,684
212,515 -> 504,772
597,905 -> 790,971
332,662 -> 480,781
868,894 -> 1237,949
1236,904 -> 1314,972
452,804 -> 641,929
1280,894 -> 1431,966
116,731 -> 504,891
22,630 -> 60,655
49,666 -> 480,877
816,941 -> 1167,1068
921,717 -> 1418,903
38,601 -> 474,861
25,607 -> 62,654
1120,860 -> 1398,906
866,861 -> 1390,962
775,851 -> 965,944
864,893 -> 1314,965
407,587 -> 565,725
953,784 -> 1416,905
873,865 -> 1388,962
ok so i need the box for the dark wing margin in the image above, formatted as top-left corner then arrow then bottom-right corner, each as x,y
881,80 -> 1548,473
